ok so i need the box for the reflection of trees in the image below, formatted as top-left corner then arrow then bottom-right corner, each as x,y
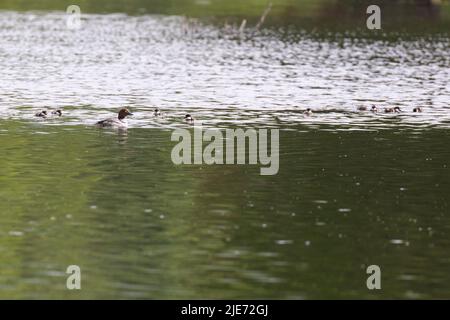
272,0 -> 448,33
0,0 -> 448,31
326,0 -> 444,18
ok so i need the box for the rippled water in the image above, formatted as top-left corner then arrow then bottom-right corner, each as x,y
0,11 -> 449,299
0,12 -> 449,129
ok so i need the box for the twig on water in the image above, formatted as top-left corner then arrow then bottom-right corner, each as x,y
255,2 -> 273,30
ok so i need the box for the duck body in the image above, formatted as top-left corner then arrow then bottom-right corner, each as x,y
35,109 -> 62,118
358,105 -> 378,112
35,110 -> 48,118
97,108 -> 133,128
184,114 -> 194,124
52,109 -> 62,117
384,107 -> 401,113
96,118 -> 128,128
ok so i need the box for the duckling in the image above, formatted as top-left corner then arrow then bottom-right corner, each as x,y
51,109 -> 62,117
303,108 -> 313,116
357,106 -> 367,111
35,110 -> 48,118
154,108 -> 162,116
96,108 -> 133,128
413,107 -> 422,113
384,107 -> 401,113
184,114 -> 194,124
370,105 -> 378,112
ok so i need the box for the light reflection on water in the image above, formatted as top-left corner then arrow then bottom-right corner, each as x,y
0,12 -> 449,130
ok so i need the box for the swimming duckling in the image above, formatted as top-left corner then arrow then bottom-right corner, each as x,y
370,105 -> 378,112
51,109 -> 62,117
357,106 -> 367,111
384,107 -> 402,113
35,110 -> 48,118
154,108 -> 162,116
96,108 -> 133,128
184,114 -> 194,124
303,108 -> 313,116
413,107 -> 422,113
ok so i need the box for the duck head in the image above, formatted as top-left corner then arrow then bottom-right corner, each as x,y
118,108 -> 133,120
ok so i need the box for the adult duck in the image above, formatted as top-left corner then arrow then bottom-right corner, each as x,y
96,108 -> 133,128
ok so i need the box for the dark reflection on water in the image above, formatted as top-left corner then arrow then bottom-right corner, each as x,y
0,0 -> 450,34
0,122 -> 448,299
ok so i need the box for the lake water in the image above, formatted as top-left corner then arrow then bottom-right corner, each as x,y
0,6 -> 449,299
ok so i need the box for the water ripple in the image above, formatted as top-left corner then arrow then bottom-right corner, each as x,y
0,11 -> 449,130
